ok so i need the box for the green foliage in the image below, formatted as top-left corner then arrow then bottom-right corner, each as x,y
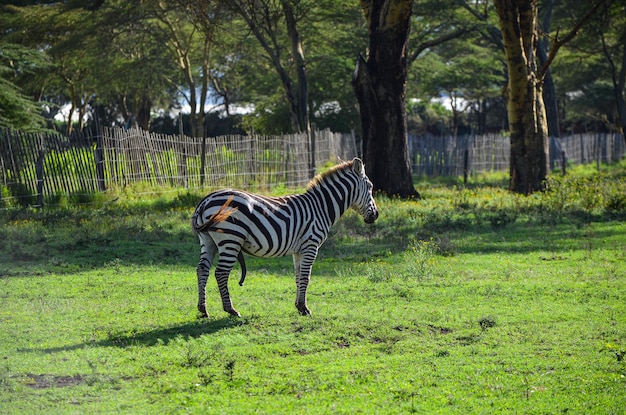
1,182 -> 37,207
0,43 -> 50,131
541,164 -> 626,221
550,0 -> 626,133
1,0 -> 623,135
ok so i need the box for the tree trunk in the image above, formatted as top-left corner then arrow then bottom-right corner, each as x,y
353,0 -> 419,199
66,81 -> 76,134
538,0 -> 560,138
136,95 -> 152,130
605,29 -> 626,139
617,41 -> 626,139
282,0 -> 309,134
494,0 -> 549,194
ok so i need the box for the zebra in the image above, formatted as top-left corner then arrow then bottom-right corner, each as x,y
191,157 -> 379,317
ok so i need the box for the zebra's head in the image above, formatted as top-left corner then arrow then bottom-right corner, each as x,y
350,158 -> 379,224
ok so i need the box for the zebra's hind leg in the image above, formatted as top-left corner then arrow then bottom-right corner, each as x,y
215,242 -> 244,317
196,233 -> 218,318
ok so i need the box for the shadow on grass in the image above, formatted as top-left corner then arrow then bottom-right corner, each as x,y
104,316 -> 248,347
23,316 -> 246,354
2,183 -> 624,277
4,212 -> 624,279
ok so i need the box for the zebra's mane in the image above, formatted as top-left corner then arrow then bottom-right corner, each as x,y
306,159 -> 354,190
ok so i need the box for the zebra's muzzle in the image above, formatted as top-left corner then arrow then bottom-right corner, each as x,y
364,209 -> 379,224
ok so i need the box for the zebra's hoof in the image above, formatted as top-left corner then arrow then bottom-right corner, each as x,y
296,304 -> 312,316
225,308 -> 241,317
198,305 -> 209,318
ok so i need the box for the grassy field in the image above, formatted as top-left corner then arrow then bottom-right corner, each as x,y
1,164 -> 625,414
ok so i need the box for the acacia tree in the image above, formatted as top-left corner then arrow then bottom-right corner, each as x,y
4,3 -> 95,133
145,1 -> 214,137
584,0 -> 626,139
494,0 -> 549,194
494,0 -> 607,194
537,0 -> 560,138
353,0 -> 419,198
0,45 -> 49,131
228,0 -> 310,134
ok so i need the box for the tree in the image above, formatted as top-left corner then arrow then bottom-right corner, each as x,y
80,1 -> 171,130
602,1 -> 626,139
147,1 -> 213,137
0,3 -> 94,133
494,0 -> 549,194
305,1 -> 366,133
1,1 -> 172,132
555,0 -> 626,139
0,45 -> 48,131
411,1 -> 507,135
537,0 -> 560,138
353,0 -> 420,198
229,0 -> 310,134
417,37 -> 503,136
226,0 -> 365,135
493,0 -> 606,194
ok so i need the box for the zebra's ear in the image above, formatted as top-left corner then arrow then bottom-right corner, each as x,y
352,157 -> 364,175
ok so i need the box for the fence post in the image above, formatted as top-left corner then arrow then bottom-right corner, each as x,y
596,133 -> 602,172
309,123 -> 316,178
200,135 -> 207,187
178,113 -> 188,188
94,130 -> 106,191
35,134 -> 44,207
463,148 -> 469,185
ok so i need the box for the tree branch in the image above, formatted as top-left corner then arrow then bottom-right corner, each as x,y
408,28 -> 471,66
538,0 -> 608,80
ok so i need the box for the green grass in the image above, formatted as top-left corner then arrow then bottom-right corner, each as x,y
1,164 -> 625,414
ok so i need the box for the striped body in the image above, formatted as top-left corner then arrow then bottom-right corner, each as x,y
191,157 -> 378,317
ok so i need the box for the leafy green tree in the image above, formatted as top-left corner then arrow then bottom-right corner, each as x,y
0,45 -> 49,131
2,1 -> 183,132
415,37 -> 503,136
24,3 -> 96,133
552,0 -> 625,139
353,0 -> 419,198
0,3 -> 87,132
149,1 -> 206,136
493,0 -> 608,194
225,0 -> 310,134
354,0 -> 489,196
191,0 -> 365,135
305,2 -> 366,133
537,0 -> 560,137
85,1 -> 176,130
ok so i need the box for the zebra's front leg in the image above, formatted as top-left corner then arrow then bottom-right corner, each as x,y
293,247 -> 318,316
196,234 -> 217,318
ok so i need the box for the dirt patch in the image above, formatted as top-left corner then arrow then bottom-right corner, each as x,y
25,374 -> 85,389
427,324 -> 453,335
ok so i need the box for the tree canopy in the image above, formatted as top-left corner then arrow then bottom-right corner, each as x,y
0,0 -> 623,141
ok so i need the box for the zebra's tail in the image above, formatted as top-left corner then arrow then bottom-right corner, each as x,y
237,252 -> 247,286
192,195 -> 247,286
192,195 -> 238,233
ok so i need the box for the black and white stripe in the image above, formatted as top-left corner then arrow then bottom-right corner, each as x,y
191,157 -> 379,317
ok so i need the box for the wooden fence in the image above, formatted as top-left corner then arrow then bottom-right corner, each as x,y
0,127 -> 359,207
0,127 -> 623,207
409,132 -> 625,177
